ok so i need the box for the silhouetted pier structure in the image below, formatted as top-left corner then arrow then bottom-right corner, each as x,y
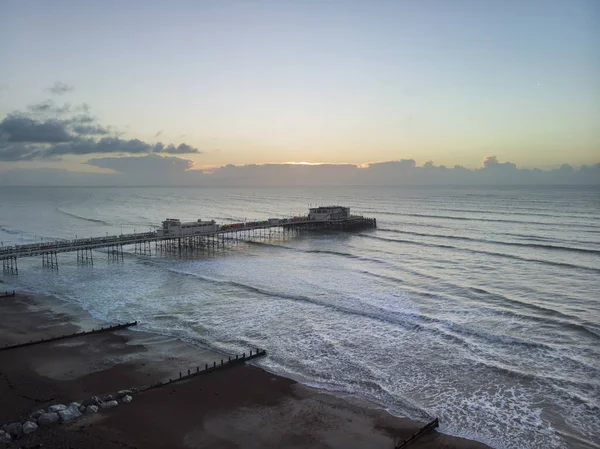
0,207 -> 376,274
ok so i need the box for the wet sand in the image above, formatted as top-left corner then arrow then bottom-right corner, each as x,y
0,292 -> 491,448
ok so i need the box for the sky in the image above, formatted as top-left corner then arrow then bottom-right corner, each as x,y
0,0 -> 599,176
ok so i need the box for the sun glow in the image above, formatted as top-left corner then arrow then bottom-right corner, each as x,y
281,161 -> 325,166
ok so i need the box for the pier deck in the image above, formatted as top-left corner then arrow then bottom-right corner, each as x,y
0,213 -> 376,274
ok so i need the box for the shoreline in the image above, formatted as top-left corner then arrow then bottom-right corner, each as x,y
0,290 -> 491,448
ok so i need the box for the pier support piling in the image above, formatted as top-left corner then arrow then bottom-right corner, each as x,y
1,256 -> 18,275
108,244 -> 124,262
42,252 -> 58,270
77,247 -> 94,265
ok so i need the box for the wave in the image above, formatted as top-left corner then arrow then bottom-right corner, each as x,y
435,207 -> 598,221
358,268 -> 600,350
214,216 -> 243,223
357,268 -> 600,340
282,238 -> 598,331
56,208 -> 110,225
468,356 -> 600,390
380,211 -> 600,230
244,240 -> 388,265
158,265 -> 567,355
358,234 -> 600,273
0,225 -> 20,235
377,228 -> 600,255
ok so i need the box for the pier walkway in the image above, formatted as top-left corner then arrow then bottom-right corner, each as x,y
1,212 -> 376,274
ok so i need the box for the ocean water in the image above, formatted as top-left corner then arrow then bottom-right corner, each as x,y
0,186 -> 599,449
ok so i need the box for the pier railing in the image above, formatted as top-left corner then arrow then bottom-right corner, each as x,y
0,216 -> 375,260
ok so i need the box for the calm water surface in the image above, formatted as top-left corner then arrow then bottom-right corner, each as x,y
1,186 -> 599,449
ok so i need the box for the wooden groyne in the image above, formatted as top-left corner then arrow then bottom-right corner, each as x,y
141,349 -> 267,392
0,321 -> 138,351
0,290 -> 16,298
395,418 -> 440,448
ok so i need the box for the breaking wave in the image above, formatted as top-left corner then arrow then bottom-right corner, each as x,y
377,228 -> 600,255
358,234 -> 600,273
56,208 -> 110,225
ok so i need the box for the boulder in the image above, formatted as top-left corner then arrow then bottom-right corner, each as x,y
121,395 -> 132,404
58,404 -> 82,422
99,400 -> 118,409
79,405 -> 86,414
117,389 -> 132,398
0,431 -> 11,443
100,394 -> 114,402
82,396 -> 100,407
69,401 -> 81,408
37,412 -> 60,426
29,409 -> 45,420
6,422 -> 22,439
85,405 -> 99,414
48,404 -> 67,412
22,421 -> 38,435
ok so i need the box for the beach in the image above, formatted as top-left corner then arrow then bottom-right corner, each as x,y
0,291 -> 491,448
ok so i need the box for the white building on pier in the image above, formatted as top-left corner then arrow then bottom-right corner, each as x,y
308,206 -> 350,221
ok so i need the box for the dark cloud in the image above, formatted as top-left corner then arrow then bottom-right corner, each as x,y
44,138 -> 150,157
72,124 -> 110,135
154,130 -> 163,138
0,143 -> 44,161
152,142 -> 201,154
162,143 -> 200,154
47,82 -> 74,95
0,99 -> 201,161
0,115 -> 72,143
27,100 -> 75,116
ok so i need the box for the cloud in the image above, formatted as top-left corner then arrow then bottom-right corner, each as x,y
162,143 -> 200,154
154,130 -> 163,138
0,115 -> 72,143
86,154 -> 195,175
0,143 -> 45,161
200,158 -> 600,186
481,155 -> 517,170
1,157 -> 598,186
0,97 -> 201,161
71,124 -> 110,135
47,81 -> 74,95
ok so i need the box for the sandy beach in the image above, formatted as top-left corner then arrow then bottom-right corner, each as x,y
0,292 -> 491,449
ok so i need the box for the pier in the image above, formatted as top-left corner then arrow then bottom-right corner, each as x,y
0,206 -> 376,274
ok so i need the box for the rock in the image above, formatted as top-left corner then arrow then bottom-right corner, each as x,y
6,422 -> 22,439
37,412 -> 60,426
58,404 -> 82,422
0,424 -> 6,432
100,394 -> 114,402
48,404 -> 67,412
99,400 -> 118,409
117,389 -> 132,398
29,409 -> 45,420
79,405 -> 86,414
85,405 -> 99,414
82,396 -> 100,407
121,395 -> 132,403
22,421 -> 38,435
69,401 -> 81,408
0,431 -> 11,443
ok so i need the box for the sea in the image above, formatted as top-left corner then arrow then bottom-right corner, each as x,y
0,185 -> 598,449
